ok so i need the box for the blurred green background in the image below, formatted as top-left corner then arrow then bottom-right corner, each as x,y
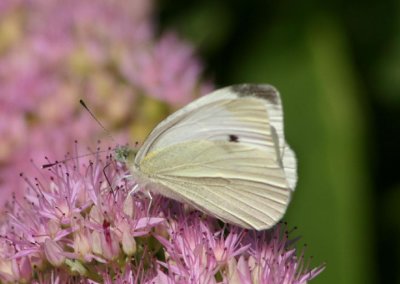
159,1 -> 400,283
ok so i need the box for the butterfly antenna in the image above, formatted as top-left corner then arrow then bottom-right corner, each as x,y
41,149 -> 111,169
42,101 -> 120,169
80,99 -> 115,142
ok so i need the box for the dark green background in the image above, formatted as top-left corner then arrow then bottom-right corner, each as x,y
159,1 -> 400,283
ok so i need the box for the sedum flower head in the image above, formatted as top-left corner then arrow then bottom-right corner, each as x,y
0,149 -> 324,283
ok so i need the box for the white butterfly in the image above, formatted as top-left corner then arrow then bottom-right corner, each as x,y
116,84 -> 297,230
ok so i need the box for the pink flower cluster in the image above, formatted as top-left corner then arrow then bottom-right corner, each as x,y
0,0 -> 210,207
0,150 -> 324,283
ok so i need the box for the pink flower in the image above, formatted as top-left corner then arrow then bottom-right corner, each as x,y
0,148 -> 164,282
125,33 -> 210,105
44,239 -> 65,267
0,149 -> 323,283
153,209 -> 324,284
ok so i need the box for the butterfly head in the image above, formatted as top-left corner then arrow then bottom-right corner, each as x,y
114,145 -> 137,163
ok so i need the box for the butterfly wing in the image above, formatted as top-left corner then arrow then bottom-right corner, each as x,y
138,140 -> 291,230
131,84 -> 297,230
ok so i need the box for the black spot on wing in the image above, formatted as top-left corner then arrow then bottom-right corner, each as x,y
231,84 -> 279,105
228,134 -> 239,143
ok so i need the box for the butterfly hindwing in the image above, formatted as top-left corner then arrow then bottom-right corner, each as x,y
138,140 -> 291,230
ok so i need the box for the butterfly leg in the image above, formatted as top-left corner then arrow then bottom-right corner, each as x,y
146,191 -> 153,215
128,183 -> 139,196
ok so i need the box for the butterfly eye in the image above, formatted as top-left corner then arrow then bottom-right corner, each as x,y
228,134 -> 239,143
115,146 -> 138,162
115,147 -> 128,162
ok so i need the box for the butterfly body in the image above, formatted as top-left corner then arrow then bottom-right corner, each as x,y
118,84 -> 297,230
